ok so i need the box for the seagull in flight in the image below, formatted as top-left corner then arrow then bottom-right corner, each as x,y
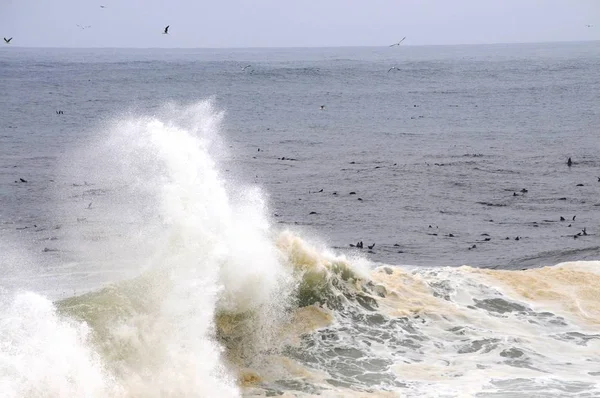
585,24 -> 593,28
100,5 -> 106,8
388,66 -> 399,73
163,25 -> 170,34
3,37 -> 12,44
389,37 -> 406,47
241,64 -> 251,71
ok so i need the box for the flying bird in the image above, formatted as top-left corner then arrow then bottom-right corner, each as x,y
388,66 -> 399,73
76,25 -> 91,30
163,25 -> 169,34
389,37 -> 406,47
241,64 -> 251,71
100,5 -> 106,8
4,37 -> 12,44
585,24 -> 593,28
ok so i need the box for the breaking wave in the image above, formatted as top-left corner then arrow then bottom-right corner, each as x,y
1,101 -> 599,397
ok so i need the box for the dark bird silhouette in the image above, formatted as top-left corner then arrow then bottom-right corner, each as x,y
4,37 -> 12,44
520,188 -> 528,193
560,216 -> 565,221
582,228 -> 588,236
389,37 -> 406,47
567,157 -> 572,167
387,66 -> 399,73
100,5 -> 106,8
241,64 -> 251,71
320,105 -> 325,110
367,243 -> 375,249
163,25 -> 170,34
572,215 -> 576,221
87,202 -> 93,209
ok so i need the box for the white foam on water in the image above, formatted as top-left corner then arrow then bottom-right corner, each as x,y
0,291 -> 119,398
2,101 -> 298,397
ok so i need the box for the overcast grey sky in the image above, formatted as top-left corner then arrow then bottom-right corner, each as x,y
1,0 -> 598,48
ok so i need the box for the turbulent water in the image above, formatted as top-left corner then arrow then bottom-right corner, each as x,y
1,43 -> 600,397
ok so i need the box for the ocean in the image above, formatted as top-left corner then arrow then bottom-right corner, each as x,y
1,42 -> 599,397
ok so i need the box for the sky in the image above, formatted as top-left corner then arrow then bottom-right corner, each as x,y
0,0 -> 599,48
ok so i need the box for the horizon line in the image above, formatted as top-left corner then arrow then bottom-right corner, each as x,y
2,39 -> 599,50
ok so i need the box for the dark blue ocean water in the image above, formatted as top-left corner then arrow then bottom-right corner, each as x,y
2,43 -> 599,272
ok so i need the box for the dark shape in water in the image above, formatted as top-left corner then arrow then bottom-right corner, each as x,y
567,157 -> 572,166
